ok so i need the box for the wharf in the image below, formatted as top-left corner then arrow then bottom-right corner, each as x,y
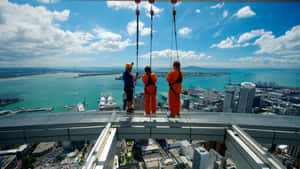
10,107 -> 54,115
182,94 -> 202,103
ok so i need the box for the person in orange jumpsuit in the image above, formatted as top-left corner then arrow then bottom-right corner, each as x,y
142,66 -> 157,115
166,61 -> 183,117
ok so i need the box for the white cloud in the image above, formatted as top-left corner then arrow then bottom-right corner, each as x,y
0,1 -> 134,62
53,10 -> 70,21
211,29 -> 268,49
234,6 -> 256,18
175,2 -> 182,7
127,20 -> 151,36
178,27 -> 192,37
282,55 -> 300,59
211,25 -> 300,56
93,27 -> 121,41
223,10 -> 228,18
213,29 -> 222,38
231,56 -> 300,67
37,0 -> 59,4
210,3 -> 224,9
106,1 -> 163,17
254,25 -> 300,54
237,29 -> 267,43
211,36 -> 240,48
195,9 -> 200,13
140,49 -> 211,60
87,39 -> 132,52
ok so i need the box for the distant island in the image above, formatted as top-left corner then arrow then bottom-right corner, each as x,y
0,68 -> 121,79
0,68 -> 229,79
113,71 -> 229,80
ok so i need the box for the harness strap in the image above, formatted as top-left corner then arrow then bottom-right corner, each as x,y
145,74 -> 156,95
169,70 -> 182,94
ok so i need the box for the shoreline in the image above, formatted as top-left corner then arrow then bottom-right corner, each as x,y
0,72 -> 79,80
0,71 -> 230,80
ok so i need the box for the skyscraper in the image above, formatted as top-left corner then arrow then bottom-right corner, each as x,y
223,86 -> 235,112
192,147 -> 209,169
237,82 -> 256,113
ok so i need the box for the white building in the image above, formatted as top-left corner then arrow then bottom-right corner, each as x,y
237,82 -> 256,113
223,86 -> 235,112
192,147 -> 209,169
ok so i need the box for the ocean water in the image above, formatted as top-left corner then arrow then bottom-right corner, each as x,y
0,68 -> 299,113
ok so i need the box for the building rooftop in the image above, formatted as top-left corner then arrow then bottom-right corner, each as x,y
241,82 -> 256,89
32,142 -> 55,155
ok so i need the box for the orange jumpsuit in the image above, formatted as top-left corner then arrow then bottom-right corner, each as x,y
166,69 -> 183,116
142,73 -> 157,115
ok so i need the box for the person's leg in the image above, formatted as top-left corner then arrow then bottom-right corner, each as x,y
126,87 -> 133,113
144,92 -> 150,115
123,99 -> 126,110
127,101 -> 132,110
169,90 -> 176,116
151,94 -> 156,114
174,93 -> 180,115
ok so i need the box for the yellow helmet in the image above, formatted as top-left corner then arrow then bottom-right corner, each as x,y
125,63 -> 133,70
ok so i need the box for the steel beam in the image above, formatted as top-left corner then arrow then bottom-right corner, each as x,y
83,123 -> 117,169
232,125 -> 285,169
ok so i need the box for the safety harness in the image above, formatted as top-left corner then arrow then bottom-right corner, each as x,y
169,70 -> 182,94
145,73 -> 157,95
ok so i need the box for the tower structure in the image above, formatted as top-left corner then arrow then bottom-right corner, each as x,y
237,82 -> 256,113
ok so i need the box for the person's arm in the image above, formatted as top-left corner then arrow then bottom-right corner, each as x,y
132,71 -> 139,82
142,74 -> 147,85
181,71 -> 183,81
166,71 -> 172,83
153,73 -> 157,83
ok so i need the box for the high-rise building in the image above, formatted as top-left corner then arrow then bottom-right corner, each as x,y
237,82 -> 256,113
223,86 -> 235,112
192,147 -> 209,169
183,99 -> 190,109
288,145 -> 300,159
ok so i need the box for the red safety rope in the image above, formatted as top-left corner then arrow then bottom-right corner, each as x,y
135,0 -> 140,71
171,0 -> 179,61
173,7 -> 179,61
149,1 -> 155,67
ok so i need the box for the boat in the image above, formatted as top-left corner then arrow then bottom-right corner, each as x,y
75,103 -> 85,112
0,98 -> 24,107
97,93 -> 120,111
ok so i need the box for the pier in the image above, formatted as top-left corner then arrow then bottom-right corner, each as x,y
9,107 -> 54,115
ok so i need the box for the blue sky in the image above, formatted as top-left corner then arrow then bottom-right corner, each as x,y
0,0 -> 300,68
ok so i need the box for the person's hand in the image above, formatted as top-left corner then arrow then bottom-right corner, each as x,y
136,71 -> 139,75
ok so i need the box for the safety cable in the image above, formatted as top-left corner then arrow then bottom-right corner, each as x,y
136,6 -> 140,72
173,6 -> 179,61
150,5 -> 153,68
169,10 -> 174,69
134,0 -> 140,107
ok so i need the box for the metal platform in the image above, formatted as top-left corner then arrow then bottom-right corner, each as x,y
0,111 -> 299,145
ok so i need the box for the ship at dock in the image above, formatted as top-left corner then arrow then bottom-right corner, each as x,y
0,98 -> 24,107
97,93 -> 120,111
